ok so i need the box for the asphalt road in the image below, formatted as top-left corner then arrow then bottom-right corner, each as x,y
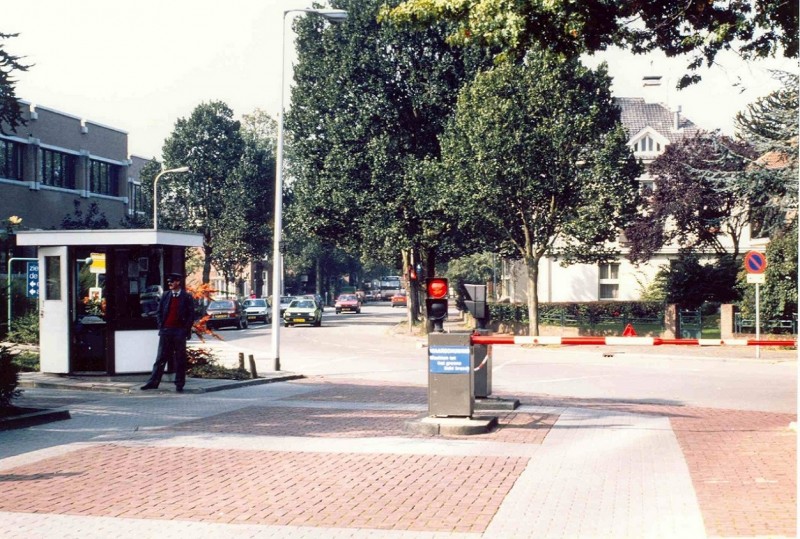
207,302 -> 797,414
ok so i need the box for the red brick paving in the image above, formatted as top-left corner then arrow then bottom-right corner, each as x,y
517,392 -> 797,538
0,445 -> 527,533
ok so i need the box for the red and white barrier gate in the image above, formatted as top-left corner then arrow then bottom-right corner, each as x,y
470,334 -> 797,348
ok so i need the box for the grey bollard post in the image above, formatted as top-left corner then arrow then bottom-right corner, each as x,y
238,352 -> 245,371
248,354 -> 258,379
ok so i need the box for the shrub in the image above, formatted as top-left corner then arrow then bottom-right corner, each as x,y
0,345 -> 22,408
7,312 -> 39,345
186,347 -> 250,380
12,351 -> 39,372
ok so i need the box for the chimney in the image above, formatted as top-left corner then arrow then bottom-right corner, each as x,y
673,105 -> 682,131
642,75 -> 662,104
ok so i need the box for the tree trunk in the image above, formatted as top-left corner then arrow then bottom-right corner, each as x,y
525,255 -> 540,336
202,236 -> 212,285
423,247 -> 437,334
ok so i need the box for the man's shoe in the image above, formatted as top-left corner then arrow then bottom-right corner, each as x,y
175,386 -> 184,393
140,383 -> 158,390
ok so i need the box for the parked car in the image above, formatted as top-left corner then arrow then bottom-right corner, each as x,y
206,299 -> 248,330
242,298 -> 270,324
335,294 -> 361,314
391,292 -> 407,308
279,295 -> 295,315
283,298 -> 322,327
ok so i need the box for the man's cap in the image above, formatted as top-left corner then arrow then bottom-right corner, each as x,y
166,273 -> 183,281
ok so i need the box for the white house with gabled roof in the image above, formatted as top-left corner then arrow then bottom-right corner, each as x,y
498,78 -> 752,304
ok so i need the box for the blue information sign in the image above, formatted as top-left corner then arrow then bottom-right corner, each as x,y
429,345 -> 471,374
26,261 -> 39,298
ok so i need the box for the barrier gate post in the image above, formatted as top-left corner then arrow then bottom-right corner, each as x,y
472,328 -> 491,399
428,331 -> 473,417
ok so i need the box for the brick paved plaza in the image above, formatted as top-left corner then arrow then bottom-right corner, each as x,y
0,376 -> 795,538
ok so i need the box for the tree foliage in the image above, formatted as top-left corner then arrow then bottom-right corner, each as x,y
0,33 -> 28,134
285,0 -> 495,282
737,222 -> 798,320
441,51 -> 641,334
60,200 -> 110,230
625,133 -> 757,262
161,101 -> 245,284
381,0 -> 798,88
735,70 -> 798,237
653,254 -> 739,309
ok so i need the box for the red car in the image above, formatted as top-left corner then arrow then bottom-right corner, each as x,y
390,293 -> 407,308
335,294 -> 361,314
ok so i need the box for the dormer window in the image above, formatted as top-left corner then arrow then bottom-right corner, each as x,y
635,135 -> 661,153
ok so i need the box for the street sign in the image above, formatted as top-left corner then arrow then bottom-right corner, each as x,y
747,274 -> 766,284
744,250 -> 767,274
26,261 -> 39,298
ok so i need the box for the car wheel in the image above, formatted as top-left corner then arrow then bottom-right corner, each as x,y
356,308 -> 361,314
336,309 -> 340,314
243,318 -> 248,329
236,318 -> 243,330
284,322 -> 290,327
315,319 -> 322,327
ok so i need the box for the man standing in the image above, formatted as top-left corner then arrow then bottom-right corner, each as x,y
141,273 -> 194,392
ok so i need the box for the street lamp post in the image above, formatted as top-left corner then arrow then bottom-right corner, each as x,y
271,8 -> 348,370
152,166 -> 190,230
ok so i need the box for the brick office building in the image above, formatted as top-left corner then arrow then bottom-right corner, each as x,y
0,100 -> 148,234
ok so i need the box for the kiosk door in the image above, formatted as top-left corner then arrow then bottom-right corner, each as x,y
39,246 -> 69,373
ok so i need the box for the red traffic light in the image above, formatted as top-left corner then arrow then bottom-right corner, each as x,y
426,278 -> 448,299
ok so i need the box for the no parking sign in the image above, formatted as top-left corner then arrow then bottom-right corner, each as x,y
744,251 -> 767,284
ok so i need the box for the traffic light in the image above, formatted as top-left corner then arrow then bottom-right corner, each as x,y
425,277 -> 448,332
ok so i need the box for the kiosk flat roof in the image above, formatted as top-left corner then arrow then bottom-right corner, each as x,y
16,229 -> 204,247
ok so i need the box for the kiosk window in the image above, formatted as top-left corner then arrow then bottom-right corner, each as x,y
45,256 -> 61,300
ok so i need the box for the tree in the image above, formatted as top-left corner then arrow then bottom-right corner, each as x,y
440,51 -> 641,335
735,70 -> 798,237
60,200 -> 109,230
625,133 -> 757,263
737,222 -> 798,321
381,0 -> 798,88
161,101 -> 244,284
285,0 -> 495,307
0,33 -> 28,134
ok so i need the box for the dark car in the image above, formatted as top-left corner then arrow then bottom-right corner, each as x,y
206,299 -> 248,330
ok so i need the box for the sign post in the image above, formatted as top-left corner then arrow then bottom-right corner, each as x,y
744,251 -> 767,358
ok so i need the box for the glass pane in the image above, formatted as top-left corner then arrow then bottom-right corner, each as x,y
45,256 -> 61,300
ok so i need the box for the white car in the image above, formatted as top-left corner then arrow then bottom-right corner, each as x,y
242,298 -> 271,324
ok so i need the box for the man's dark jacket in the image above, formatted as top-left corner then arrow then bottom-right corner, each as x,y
157,289 -> 195,337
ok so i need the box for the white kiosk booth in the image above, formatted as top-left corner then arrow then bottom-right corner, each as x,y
16,229 -> 203,375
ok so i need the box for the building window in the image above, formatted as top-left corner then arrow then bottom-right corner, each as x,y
89,159 -> 117,196
634,135 -> 661,153
599,263 -> 619,300
0,138 -> 23,180
40,148 -> 76,189
128,182 -> 144,214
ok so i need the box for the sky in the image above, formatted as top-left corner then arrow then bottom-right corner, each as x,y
4,1 -> 797,160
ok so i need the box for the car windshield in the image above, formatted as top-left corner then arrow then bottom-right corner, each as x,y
208,300 -> 235,309
244,299 -> 266,307
338,295 -> 356,301
290,300 -> 315,309
281,296 -> 294,303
